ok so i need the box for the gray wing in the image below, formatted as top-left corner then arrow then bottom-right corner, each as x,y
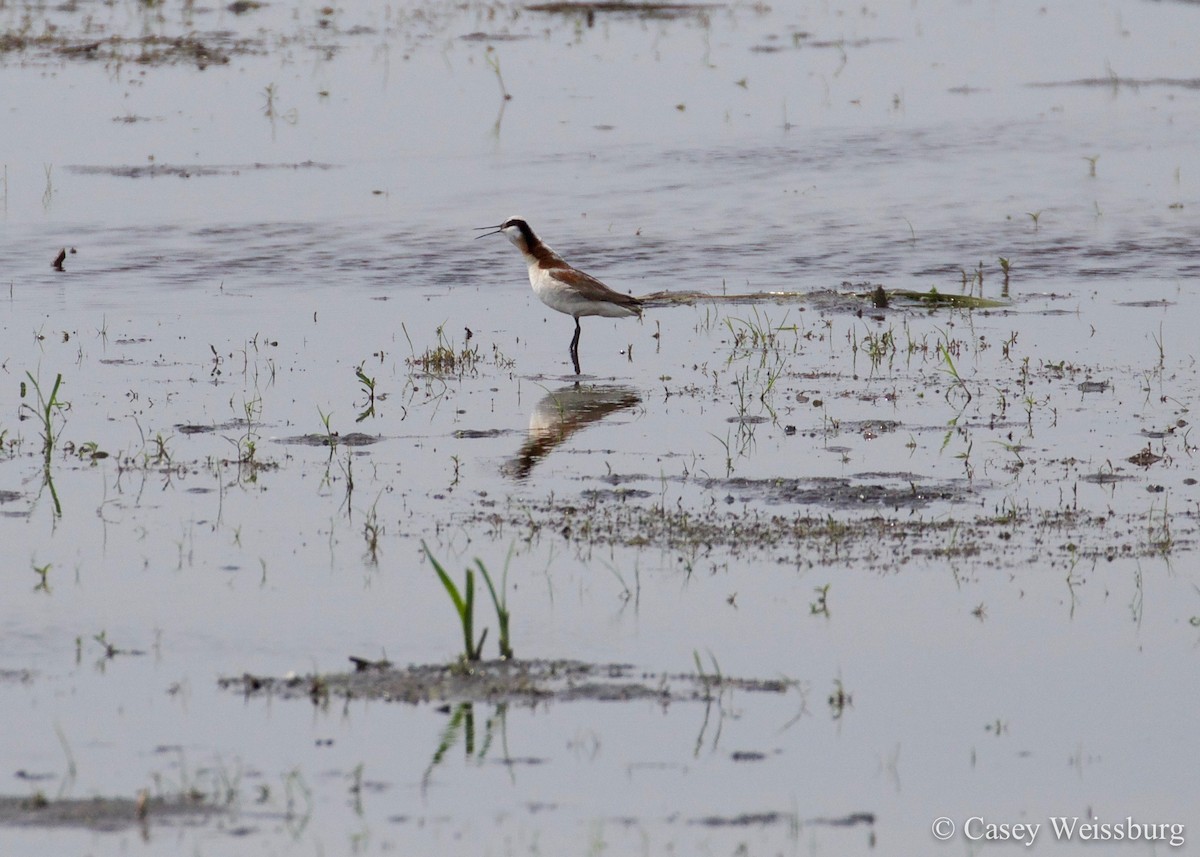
549,267 -> 643,309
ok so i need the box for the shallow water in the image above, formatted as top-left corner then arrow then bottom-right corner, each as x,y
2,0 -> 1200,854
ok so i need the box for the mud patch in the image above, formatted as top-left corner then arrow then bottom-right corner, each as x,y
638,285 -> 1006,312
0,793 -> 221,832
470,484 -> 1192,566
711,474 -> 975,509
459,32 -> 534,42
691,810 -> 875,829
175,420 -> 247,435
586,472 -> 977,510
0,32 -> 255,69
67,162 -> 336,179
220,658 -> 793,706
525,2 -> 723,20
750,35 -> 897,53
277,432 -> 381,447
1029,76 -> 1200,90
456,428 -> 508,439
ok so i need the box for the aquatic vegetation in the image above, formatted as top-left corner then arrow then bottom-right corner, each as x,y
426,545 -> 483,661
998,257 -> 1012,293
479,555 -> 513,661
354,362 -> 378,422
32,561 -> 51,593
424,543 -> 513,662
405,323 -> 481,377
886,287 -> 1007,310
828,677 -> 853,720
935,333 -> 973,404
853,325 -> 896,371
20,370 -> 66,463
150,431 -> 173,465
484,46 -> 510,101
226,396 -> 261,464
723,308 -> 797,361
66,440 -> 108,462
809,583 -> 831,617
316,406 -> 338,448
362,498 -> 383,567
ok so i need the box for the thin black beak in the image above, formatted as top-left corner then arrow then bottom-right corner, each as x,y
474,225 -> 504,239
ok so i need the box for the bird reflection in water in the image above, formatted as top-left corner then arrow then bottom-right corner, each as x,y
505,384 -> 641,479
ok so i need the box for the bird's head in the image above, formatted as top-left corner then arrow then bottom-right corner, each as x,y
475,216 -> 536,253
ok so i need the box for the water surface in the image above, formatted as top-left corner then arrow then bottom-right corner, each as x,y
2,0 -> 1199,854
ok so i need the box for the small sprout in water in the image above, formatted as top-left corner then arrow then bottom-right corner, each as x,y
262,82 -> 278,118
362,503 -> 383,567
828,677 -> 853,719
810,583 -> 831,617
354,362 -> 379,422
318,407 -> 338,447
151,433 -> 172,464
93,630 -> 118,659
1026,210 -> 1042,230
71,440 -> 108,462
484,46 -> 512,101
1082,154 -> 1099,177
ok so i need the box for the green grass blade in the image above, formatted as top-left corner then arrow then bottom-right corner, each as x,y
476,559 -> 513,659
464,569 -> 477,659
424,542 -> 466,618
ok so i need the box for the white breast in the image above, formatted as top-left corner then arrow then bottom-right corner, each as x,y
527,264 -> 639,319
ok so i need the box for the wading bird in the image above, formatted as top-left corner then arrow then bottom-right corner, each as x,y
477,216 -> 642,374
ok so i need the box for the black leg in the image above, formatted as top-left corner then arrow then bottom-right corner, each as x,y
570,319 -> 582,375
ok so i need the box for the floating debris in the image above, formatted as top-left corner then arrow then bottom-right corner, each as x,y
1127,446 -> 1164,468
